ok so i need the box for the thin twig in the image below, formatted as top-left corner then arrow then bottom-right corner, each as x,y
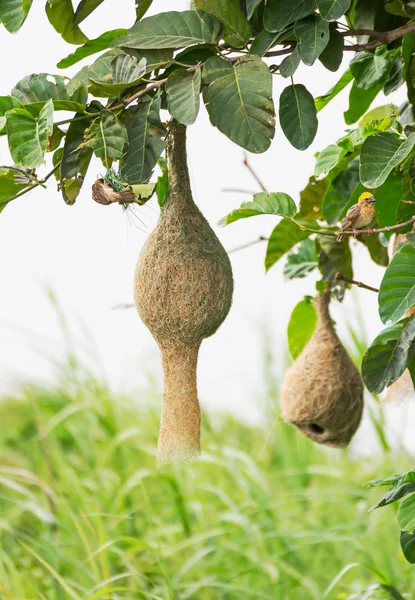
335,272 -> 379,293
340,216 -> 415,236
228,235 -> 269,254
243,153 -> 268,193
221,188 -> 256,194
0,162 -> 62,207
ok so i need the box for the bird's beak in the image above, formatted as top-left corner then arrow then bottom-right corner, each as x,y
370,196 -> 376,203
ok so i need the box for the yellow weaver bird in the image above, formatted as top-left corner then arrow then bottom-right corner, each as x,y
336,191 -> 376,242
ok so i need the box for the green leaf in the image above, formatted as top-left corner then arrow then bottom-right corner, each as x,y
120,95 -> 165,185
74,0 -> 105,24
112,10 -> 223,49
279,48 -> 301,78
279,84 -> 318,150
0,168 -> 28,204
79,110 -> 128,168
11,73 -> 87,112
57,29 -> 127,68
135,0 -> 153,20
156,157 -> 169,206
401,531 -> 415,564
265,218 -> 316,271
0,0 -> 33,32
379,243 -> 415,325
6,99 -> 53,168
384,54 -> 404,96
250,29 -> 291,57
369,482 -> 415,511
316,0 -> 351,20
362,316 -> 415,393
315,69 -> 353,112
166,68 -> 201,126
314,144 -> 345,177
322,158 -> 360,225
371,170 -> 402,232
398,493 -> 415,533
350,46 -> 393,90
203,55 -> 275,153
246,0 -> 262,19
0,96 -> 23,134
318,27 -> 344,72
89,53 -> 147,97
284,240 -> 318,280
60,110 -> 96,205
360,132 -> 415,188
219,192 -> 297,225
45,0 -> 88,45
294,16 -> 329,66
194,0 -> 251,47
299,175 -> 329,220
264,0 -> 315,32
287,296 -> 317,359
317,234 -> 353,279
344,80 -> 382,125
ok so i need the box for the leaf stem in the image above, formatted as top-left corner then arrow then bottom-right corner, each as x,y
335,272 -> 379,293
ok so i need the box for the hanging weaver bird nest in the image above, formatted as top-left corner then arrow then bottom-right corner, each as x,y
281,290 -> 364,447
133,119 -> 234,467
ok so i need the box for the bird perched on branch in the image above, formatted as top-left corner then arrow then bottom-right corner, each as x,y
336,192 -> 376,242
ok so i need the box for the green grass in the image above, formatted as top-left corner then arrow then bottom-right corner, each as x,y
0,348 -> 413,599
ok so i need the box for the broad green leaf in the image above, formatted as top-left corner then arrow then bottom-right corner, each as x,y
398,493 -> 415,533
316,0 -> 351,20
372,322 -> 405,346
299,175 -> 329,220
0,168 -> 28,204
317,234 -> 353,279
315,69 -> 353,112
384,54 -> 404,96
264,0 -> 315,32
362,316 -> 415,393
57,29 -> 127,68
166,68 -> 201,126
194,0 -> 251,47
12,73 -> 87,112
246,0 -> 262,19
219,192 -> 297,225
314,144 -> 345,177
350,46 -> 393,90
112,10 -> 223,49
74,0 -> 105,24
203,55 -> 275,153
344,80 -> 382,125
123,48 -> 174,72
136,0 -> 153,20
45,0 -> 88,45
120,95 -> 165,184
0,96 -> 22,134
284,240 -> 318,280
265,218 -> 316,271
294,16 -> 329,66
89,54 -> 147,97
379,243 -> 415,325
156,157 -> 169,206
79,110 -> 128,168
279,48 -> 301,78
369,482 -> 415,511
279,84 -> 317,150
250,29 -> 291,57
319,27 -> 343,72
60,110 -> 96,205
358,234 -> 389,267
401,531 -> 415,564
6,99 -> 53,168
322,159 -> 360,224
0,0 -> 33,32
360,132 -> 415,188
287,296 -> 317,359
359,103 -> 397,126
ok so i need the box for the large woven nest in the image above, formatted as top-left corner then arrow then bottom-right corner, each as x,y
281,291 -> 364,448
134,119 -> 234,466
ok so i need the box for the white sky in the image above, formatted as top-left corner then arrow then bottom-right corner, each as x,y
1,0 -> 414,450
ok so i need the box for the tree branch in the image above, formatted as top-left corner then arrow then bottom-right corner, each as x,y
340,22 -> 415,52
339,216 -> 415,237
335,272 -> 379,293
228,235 -> 269,254
243,153 -> 268,192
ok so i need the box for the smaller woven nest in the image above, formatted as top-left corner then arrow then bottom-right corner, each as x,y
281,291 -> 364,447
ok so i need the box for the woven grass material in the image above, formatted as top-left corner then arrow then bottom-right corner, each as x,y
134,119 -> 234,467
280,291 -> 364,448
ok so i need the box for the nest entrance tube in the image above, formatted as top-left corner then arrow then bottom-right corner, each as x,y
134,120 -> 234,467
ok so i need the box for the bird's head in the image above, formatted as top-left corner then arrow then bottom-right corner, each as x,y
358,191 -> 376,205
